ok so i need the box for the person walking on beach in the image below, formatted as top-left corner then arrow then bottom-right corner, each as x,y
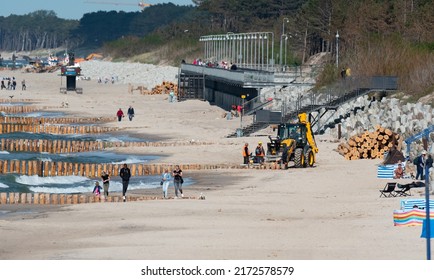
172,165 -> 184,198
21,79 -> 26,90
119,164 -> 131,202
101,170 -> 110,197
161,168 -> 171,199
127,105 -> 135,121
116,108 -> 124,122
242,143 -> 250,165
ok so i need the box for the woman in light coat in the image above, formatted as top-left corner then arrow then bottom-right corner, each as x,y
161,168 -> 171,199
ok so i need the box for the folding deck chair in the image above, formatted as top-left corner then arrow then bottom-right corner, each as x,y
379,182 -> 397,197
395,183 -> 412,197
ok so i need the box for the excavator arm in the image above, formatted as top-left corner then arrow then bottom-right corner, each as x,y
298,113 -> 319,153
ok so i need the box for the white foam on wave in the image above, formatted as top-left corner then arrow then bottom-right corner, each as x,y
0,151 -> 10,154
103,180 -> 159,192
29,185 -> 93,194
104,136 -> 125,142
28,180 -> 158,194
37,157 -> 53,162
112,157 -> 147,165
16,175 -> 89,186
24,112 -> 44,118
0,182 -> 9,189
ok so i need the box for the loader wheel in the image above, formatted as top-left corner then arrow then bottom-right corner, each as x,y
294,148 -> 304,168
305,148 -> 315,167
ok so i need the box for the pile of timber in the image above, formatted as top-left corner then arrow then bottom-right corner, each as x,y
149,81 -> 178,95
337,125 -> 403,160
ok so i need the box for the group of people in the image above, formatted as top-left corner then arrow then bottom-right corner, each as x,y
242,141 -> 266,165
1,77 -> 25,90
116,106 -> 135,121
93,164 -> 186,201
191,58 -> 237,70
393,150 -> 433,180
92,163 -> 132,202
160,165 -> 184,199
97,76 -> 117,84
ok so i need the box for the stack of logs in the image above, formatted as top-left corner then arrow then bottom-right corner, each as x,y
149,81 -> 178,95
128,81 -> 178,95
337,125 -> 402,160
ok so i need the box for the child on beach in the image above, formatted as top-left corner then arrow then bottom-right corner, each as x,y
93,181 -> 102,196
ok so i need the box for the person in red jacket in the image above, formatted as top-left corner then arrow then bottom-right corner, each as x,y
116,108 -> 124,122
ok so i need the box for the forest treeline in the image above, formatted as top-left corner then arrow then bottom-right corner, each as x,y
0,0 -> 433,95
0,3 -> 194,52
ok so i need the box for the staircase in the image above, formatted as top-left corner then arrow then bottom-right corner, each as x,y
226,122 -> 269,138
243,96 -> 274,116
226,76 -> 398,138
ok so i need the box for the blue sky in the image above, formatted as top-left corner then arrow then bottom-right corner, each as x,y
0,0 -> 195,20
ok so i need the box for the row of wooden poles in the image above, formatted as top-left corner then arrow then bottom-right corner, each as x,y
0,139 -> 213,153
0,116 -> 116,125
0,192 -> 195,205
0,105 -> 57,113
0,98 -> 35,103
0,123 -> 120,134
0,160 -> 285,177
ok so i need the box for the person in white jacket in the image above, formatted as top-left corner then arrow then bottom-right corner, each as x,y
161,169 -> 171,199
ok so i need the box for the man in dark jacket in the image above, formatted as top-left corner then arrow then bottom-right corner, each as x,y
415,151 -> 426,180
119,164 -> 131,202
127,105 -> 135,121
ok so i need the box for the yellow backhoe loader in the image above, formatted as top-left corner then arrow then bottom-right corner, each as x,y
266,112 -> 318,168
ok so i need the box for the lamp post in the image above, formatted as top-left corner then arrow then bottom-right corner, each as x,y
240,94 -> 246,130
284,35 -> 288,67
424,164 -> 431,260
280,17 -> 289,67
336,30 -> 339,68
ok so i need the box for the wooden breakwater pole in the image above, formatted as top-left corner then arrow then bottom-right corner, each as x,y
0,160 -> 284,178
0,123 -> 120,134
0,105 -> 58,114
0,116 -> 116,125
0,139 -> 214,153
0,192 -> 197,205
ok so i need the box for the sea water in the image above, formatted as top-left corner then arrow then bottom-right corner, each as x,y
0,150 -> 159,163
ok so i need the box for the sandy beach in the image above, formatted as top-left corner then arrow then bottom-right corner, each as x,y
0,64 -> 430,260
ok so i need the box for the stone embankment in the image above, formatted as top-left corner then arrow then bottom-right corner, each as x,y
322,97 -> 433,158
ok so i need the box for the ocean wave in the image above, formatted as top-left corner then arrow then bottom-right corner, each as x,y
28,180 -> 159,194
29,185 -> 93,194
37,157 -> 53,162
111,157 -> 148,165
0,182 -> 9,189
0,151 -> 10,154
16,175 -> 89,185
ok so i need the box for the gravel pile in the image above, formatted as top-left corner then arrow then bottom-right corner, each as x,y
79,61 -> 179,88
